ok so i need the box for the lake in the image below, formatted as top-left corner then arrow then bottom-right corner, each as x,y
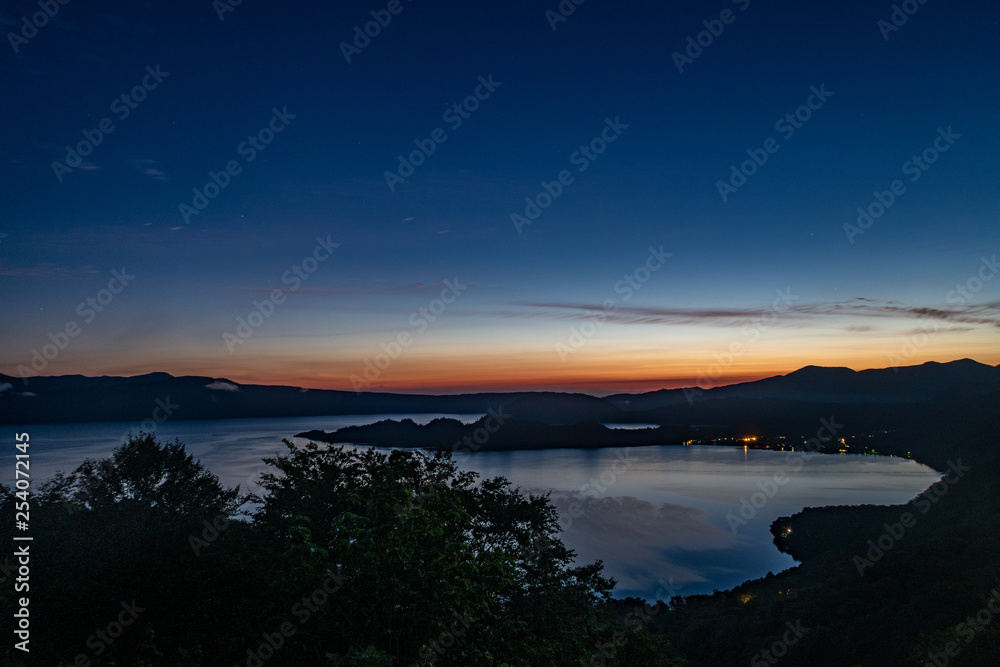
5,414 -> 941,601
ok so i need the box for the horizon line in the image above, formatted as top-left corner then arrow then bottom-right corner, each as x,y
3,357 -> 993,398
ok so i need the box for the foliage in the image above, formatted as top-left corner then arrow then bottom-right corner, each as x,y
0,434 -> 685,666
646,457 -> 1000,666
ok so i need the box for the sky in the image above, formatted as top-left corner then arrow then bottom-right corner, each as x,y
1,0 -> 998,395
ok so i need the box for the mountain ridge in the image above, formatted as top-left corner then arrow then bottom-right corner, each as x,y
2,359 -> 998,426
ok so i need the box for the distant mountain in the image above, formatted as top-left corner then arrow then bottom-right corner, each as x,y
605,359 -> 1000,409
2,360 -> 997,431
0,372 -> 624,425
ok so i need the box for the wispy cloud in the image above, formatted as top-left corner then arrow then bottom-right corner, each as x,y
128,158 -> 168,181
506,298 -> 1000,329
205,380 -> 239,392
901,325 -> 974,335
0,263 -> 101,278
220,280 -> 472,296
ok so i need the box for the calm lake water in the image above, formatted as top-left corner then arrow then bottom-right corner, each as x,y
6,415 -> 941,601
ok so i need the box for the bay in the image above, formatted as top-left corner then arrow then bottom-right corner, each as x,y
4,415 -> 940,600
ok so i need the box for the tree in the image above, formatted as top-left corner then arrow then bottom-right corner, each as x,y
0,433 -> 250,666
0,435 -> 687,666
253,440 -> 623,665
41,431 -> 244,517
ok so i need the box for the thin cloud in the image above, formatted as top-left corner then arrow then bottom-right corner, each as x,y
128,158 -> 168,181
205,381 -> 239,392
0,263 -> 100,278
901,325 -> 974,335
220,280 -> 472,296
505,298 -> 1000,329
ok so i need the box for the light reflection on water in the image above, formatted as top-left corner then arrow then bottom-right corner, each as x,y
449,444 -> 940,599
6,416 -> 940,600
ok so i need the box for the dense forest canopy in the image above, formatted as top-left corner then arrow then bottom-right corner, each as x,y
3,418 -> 999,665
0,434 -> 685,666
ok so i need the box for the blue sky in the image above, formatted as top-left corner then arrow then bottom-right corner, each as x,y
1,0 -> 998,393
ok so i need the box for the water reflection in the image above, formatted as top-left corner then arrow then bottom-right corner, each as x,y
448,445 -> 940,599
8,418 -> 940,601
